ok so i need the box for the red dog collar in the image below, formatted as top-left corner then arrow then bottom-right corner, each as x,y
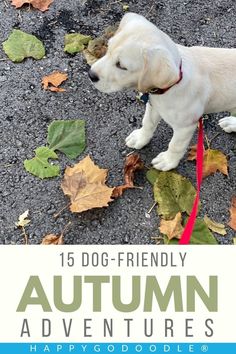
149,60 -> 183,95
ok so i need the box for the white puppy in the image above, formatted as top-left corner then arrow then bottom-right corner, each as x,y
89,13 -> 236,171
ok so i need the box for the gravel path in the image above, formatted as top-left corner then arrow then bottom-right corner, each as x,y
0,0 -> 235,244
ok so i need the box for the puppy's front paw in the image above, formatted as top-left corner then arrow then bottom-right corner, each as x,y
152,151 -> 180,171
219,116 -> 236,133
125,128 -> 151,149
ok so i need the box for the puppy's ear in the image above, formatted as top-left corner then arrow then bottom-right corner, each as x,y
138,47 -> 180,92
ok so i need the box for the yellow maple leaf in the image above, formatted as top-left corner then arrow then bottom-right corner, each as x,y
61,156 -> 114,213
159,212 -> 184,240
188,145 -> 228,178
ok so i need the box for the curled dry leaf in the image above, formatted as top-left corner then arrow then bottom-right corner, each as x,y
11,0 -> 53,12
159,212 -> 184,240
61,155 -> 114,213
228,196 -> 236,231
83,24 -> 118,65
112,153 -> 144,198
204,215 -> 227,236
188,145 -> 228,178
41,234 -> 64,245
15,210 -> 30,228
42,71 -> 68,92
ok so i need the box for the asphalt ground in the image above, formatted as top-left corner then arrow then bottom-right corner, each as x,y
0,0 -> 236,244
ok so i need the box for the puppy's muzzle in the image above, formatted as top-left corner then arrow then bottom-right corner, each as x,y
88,69 -> 99,83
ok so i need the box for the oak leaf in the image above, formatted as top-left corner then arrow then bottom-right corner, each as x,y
112,154 -> 144,198
42,72 -> 68,92
61,156 -> 114,213
159,212 -> 184,240
188,145 -> 228,178
41,234 -> 64,245
11,0 -> 53,12
228,196 -> 236,231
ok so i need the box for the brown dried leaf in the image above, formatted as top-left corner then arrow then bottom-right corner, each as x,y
41,234 -> 64,245
42,71 -> 68,92
112,153 -> 144,198
159,212 -> 184,240
61,156 -> 114,213
188,145 -> 228,178
11,0 -> 53,12
228,196 -> 236,231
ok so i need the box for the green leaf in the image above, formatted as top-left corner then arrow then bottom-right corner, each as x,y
164,218 -> 218,245
24,147 -> 60,179
64,33 -> 91,54
3,29 -> 45,63
146,168 -> 161,185
47,120 -> 86,159
153,171 -> 197,219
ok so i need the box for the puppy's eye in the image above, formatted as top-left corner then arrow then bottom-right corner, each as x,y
116,61 -> 127,71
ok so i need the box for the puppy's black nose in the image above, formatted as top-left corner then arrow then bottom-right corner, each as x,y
88,69 -> 99,82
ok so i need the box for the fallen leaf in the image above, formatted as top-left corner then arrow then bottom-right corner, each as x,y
159,212 -> 184,240
123,4 -> 129,11
24,146 -> 60,179
188,145 -> 228,178
42,71 -> 68,92
228,196 -> 236,231
83,24 -> 118,65
148,169 -> 197,220
112,154 -> 144,197
82,49 -> 98,66
3,29 -> 45,62
204,215 -> 227,236
164,218 -> 218,245
87,37 -> 107,59
233,238 -> 236,245
146,168 -> 161,185
61,156 -> 114,213
16,210 -> 30,228
47,120 -> 86,159
64,33 -> 91,54
41,234 -> 63,245
11,0 -> 53,11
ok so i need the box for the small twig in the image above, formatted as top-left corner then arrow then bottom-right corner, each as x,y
209,132 -> 221,146
0,58 -> 7,61
3,0 -> 8,8
21,226 -> 28,245
147,201 -> 157,214
151,236 -> 163,241
147,1 -> 155,16
132,186 -> 144,190
17,11 -> 22,23
126,150 -> 135,157
205,134 -> 210,149
60,221 -> 72,237
54,203 -> 70,219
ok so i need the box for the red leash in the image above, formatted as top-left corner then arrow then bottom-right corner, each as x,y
179,118 -> 204,244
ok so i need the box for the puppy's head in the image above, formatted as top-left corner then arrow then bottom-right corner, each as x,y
88,13 -> 181,93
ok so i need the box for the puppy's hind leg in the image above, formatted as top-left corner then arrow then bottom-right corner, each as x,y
219,113 -> 236,133
152,123 -> 197,171
126,102 -> 161,149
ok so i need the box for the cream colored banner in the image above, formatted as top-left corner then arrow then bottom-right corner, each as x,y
0,246 -> 235,343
